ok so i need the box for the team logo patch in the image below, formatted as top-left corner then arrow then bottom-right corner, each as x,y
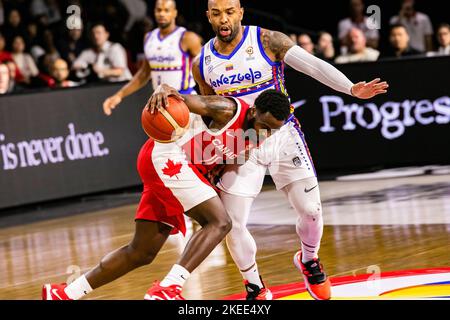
225,64 -> 234,71
205,55 -> 211,66
292,156 -> 302,167
246,46 -> 255,60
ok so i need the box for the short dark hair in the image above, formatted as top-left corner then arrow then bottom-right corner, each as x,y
438,23 -> 450,32
254,90 -> 291,121
91,22 -> 109,33
391,23 -> 408,34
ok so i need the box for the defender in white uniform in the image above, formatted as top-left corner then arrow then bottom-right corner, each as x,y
192,0 -> 389,301
102,0 -> 202,115
144,26 -> 197,94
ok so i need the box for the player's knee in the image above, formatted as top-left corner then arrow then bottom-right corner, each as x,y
302,201 -> 322,218
127,245 -> 156,266
217,215 -> 232,235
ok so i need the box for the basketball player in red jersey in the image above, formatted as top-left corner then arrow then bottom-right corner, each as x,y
102,0 -> 203,116
43,86 -> 292,300
188,0 -> 389,300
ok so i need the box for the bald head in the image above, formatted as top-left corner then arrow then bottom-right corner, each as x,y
156,0 -> 176,9
207,0 -> 243,43
208,0 -> 241,9
52,59 -> 69,82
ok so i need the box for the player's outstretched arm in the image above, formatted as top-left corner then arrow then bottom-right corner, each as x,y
260,29 -> 389,99
103,61 -> 152,116
146,84 -> 236,127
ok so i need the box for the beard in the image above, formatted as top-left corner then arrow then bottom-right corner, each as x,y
158,21 -> 172,30
215,24 -> 240,43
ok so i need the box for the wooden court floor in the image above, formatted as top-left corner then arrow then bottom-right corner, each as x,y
0,174 -> 449,300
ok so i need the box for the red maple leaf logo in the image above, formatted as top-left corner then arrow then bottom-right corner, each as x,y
162,159 -> 183,179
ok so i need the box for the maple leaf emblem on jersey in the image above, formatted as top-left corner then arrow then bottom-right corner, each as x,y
162,159 -> 182,179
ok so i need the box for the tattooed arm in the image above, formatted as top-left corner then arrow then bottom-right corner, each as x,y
259,29 -> 388,99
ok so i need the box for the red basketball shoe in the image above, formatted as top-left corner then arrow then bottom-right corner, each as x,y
42,284 -> 72,300
244,276 -> 273,300
144,281 -> 185,300
294,250 -> 331,300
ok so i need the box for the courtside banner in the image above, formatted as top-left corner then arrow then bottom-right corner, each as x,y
286,55 -> 450,171
0,84 -> 150,210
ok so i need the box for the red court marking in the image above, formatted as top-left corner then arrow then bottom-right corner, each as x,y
222,267 -> 450,300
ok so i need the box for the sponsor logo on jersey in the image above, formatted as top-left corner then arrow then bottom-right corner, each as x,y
148,55 -> 176,63
209,68 -> 263,88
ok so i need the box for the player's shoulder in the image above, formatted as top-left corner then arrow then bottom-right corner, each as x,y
182,30 -> 203,44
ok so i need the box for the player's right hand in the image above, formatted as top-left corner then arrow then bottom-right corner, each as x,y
103,94 -> 122,116
146,84 -> 184,114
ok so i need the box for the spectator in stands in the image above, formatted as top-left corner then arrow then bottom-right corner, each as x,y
390,0 -> 433,52
11,35 -> 39,84
30,0 -> 62,26
315,31 -> 335,62
0,32 -> 12,62
382,23 -> 422,58
119,0 -> 147,32
0,62 -> 9,94
57,16 -> 87,66
50,58 -> 81,88
335,28 -> 379,64
436,23 -> 450,55
2,9 -> 28,44
338,0 -> 379,51
298,34 -> 315,54
72,23 -> 131,83
4,60 -> 24,93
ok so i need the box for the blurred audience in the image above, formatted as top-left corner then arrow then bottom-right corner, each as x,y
2,9 -> 28,44
435,23 -> 450,56
390,0 -> 433,52
57,16 -> 87,66
11,35 -> 38,84
335,28 -> 380,63
315,31 -> 335,62
72,23 -> 131,82
50,58 -> 81,88
119,0 -> 147,32
338,0 -> 380,51
382,23 -> 423,58
0,32 -> 12,62
0,61 -> 9,94
298,33 -> 315,54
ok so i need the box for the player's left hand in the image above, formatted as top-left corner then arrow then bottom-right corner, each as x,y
146,84 -> 185,114
351,78 -> 389,99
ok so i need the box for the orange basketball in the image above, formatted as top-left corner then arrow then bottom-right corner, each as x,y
141,96 -> 190,143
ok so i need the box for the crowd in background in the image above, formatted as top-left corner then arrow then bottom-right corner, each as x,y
290,0 -> 450,65
0,0 -> 449,95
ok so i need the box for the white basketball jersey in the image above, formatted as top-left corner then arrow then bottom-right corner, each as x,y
144,26 -> 196,94
200,25 -> 289,105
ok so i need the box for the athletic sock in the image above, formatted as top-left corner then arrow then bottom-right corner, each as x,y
241,263 -> 264,289
301,241 -> 319,263
160,264 -> 190,287
64,275 -> 93,300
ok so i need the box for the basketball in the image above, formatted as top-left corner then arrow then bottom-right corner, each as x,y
141,97 -> 190,143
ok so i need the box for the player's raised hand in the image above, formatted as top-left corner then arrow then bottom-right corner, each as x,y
146,84 -> 185,114
351,78 -> 389,99
103,94 -> 123,116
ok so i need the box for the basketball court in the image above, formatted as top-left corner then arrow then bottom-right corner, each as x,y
1,167 -> 448,300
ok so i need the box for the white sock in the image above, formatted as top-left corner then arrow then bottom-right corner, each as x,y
64,275 -> 93,300
160,264 -> 190,288
241,263 -> 263,289
301,240 -> 319,263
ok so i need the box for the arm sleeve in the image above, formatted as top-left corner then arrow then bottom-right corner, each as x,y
284,45 -> 354,96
